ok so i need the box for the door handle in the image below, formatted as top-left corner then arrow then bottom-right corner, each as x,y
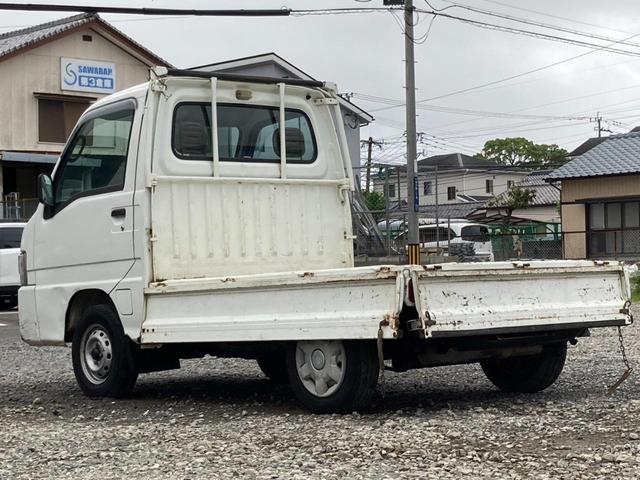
111,208 -> 126,218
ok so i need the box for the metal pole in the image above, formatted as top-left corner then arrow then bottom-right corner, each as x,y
435,165 -> 440,252
385,168 -> 391,257
447,216 -> 451,255
404,0 -> 420,265
365,137 -> 373,193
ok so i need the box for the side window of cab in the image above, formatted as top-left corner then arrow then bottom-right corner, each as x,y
52,99 -> 136,212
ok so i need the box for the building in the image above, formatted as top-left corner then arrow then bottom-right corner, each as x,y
469,170 -> 561,225
547,132 -> 640,259
0,13 -> 171,215
372,153 -> 529,212
190,53 -> 373,180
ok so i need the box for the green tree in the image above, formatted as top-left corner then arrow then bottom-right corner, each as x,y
487,185 -> 537,258
480,137 -> 568,170
487,185 -> 537,227
362,190 -> 387,213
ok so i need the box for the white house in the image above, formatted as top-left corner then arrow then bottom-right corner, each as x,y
372,153 -> 529,214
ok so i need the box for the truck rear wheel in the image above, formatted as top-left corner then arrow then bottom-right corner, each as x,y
480,342 -> 567,393
71,305 -> 138,398
256,352 -> 287,382
286,340 -> 379,413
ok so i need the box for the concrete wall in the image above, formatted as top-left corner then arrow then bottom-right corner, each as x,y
561,174 -> 640,259
0,26 -> 152,154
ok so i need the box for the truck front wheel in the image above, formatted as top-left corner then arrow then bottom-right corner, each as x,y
71,305 -> 138,398
286,340 -> 379,413
480,342 -> 567,393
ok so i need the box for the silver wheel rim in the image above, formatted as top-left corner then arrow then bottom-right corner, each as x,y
296,340 -> 346,398
80,325 -> 113,385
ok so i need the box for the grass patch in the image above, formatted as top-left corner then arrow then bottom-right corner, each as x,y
632,274 -> 640,303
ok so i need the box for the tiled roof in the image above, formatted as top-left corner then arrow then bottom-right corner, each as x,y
0,13 -> 171,66
546,132 -> 640,180
567,137 -> 606,157
388,153 -> 525,172
418,153 -> 503,171
489,170 -> 559,207
517,171 -> 560,206
0,13 -> 92,58
419,201 -> 486,219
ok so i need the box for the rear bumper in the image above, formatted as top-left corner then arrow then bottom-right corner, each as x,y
428,318 -> 630,338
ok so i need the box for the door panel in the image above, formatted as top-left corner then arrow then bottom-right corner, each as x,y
32,99 -> 138,343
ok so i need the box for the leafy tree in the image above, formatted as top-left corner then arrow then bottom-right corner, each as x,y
487,185 -> 537,258
362,190 -> 386,213
487,185 -> 537,227
480,137 -> 568,170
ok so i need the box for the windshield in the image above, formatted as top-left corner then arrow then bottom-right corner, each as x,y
461,225 -> 490,242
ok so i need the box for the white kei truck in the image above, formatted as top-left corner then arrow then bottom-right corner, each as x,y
19,67 -> 634,413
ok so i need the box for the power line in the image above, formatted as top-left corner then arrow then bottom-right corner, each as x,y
415,8 -> 640,57
474,0 -> 636,37
438,0 -> 640,49
353,92 -> 593,121
0,3 -> 293,16
370,30 -> 640,113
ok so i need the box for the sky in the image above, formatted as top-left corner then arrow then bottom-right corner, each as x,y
3,0 -> 640,164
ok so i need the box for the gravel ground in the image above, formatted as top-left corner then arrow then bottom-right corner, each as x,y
0,305 -> 639,479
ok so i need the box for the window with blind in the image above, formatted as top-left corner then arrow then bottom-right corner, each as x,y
38,98 -> 91,143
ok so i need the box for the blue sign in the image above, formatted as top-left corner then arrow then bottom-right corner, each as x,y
61,57 -> 116,94
413,176 -> 419,212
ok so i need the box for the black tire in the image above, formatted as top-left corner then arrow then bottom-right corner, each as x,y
286,340 -> 379,414
480,342 -> 567,393
257,352 -> 288,382
71,304 -> 138,398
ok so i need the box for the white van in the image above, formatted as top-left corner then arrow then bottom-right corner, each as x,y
18,68 -> 633,413
0,222 -> 25,309
394,221 -> 494,261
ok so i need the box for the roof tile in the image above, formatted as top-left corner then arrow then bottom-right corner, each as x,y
0,12 -> 172,67
547,132 -> 640,180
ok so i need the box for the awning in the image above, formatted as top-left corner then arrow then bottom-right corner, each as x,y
0,151 -> 59,165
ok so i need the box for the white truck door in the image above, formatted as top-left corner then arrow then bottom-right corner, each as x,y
32,99 -> 139,342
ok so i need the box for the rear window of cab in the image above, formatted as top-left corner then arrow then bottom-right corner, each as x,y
172,103 -> 317,164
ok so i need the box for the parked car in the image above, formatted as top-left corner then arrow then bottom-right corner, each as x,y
0,222 -> 25,309
394,221 -> 494,261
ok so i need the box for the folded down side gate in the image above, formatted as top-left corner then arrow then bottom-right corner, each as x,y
408,260 -> 633,338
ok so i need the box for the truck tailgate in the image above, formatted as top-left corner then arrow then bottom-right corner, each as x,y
141,266 -> 404,344
410,260 -> 633,337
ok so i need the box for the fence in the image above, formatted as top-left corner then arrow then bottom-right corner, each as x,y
351,209 -> 570,265
0,198 -> 39,221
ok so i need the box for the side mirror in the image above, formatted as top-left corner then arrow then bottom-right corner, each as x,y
37,174 -> 54,207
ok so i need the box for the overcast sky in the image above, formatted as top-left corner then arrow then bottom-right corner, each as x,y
3,0 -> 640,163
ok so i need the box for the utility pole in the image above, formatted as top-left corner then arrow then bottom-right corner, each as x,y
404,0 -> 420,265
361,137 -> 382,193
593,112 -> 611,138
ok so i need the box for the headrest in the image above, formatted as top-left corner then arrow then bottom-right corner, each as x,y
272,127 -> 306,159
177,121 -> 208,156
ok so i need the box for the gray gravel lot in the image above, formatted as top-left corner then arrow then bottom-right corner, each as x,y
1,306 -> 639,479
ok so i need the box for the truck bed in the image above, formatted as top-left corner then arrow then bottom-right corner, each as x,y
141,265 -> 404,344
140,260 -> 632,345
410,260 -> 633,337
